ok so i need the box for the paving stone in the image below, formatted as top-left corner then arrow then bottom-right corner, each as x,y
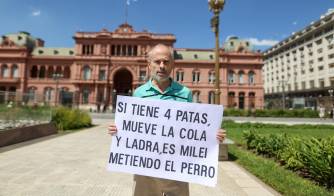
0,122 -> 280,196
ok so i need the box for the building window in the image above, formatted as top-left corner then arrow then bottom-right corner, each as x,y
330,77 -> 334,87
27,87 -> 36,102
318,66 -> 324,71
1,64 -> 9,78
99,70 -> 106,80
238,71 -> 244,84
328,54 -> 334,59
12,64 -> 19,78
228,71 -> 234,84
82,87 -> 90,104
139,70 -> 146,81
192,91 -> 200,103
176,70 -> 184,82
302,81 -> 306,89
228,92 -> 235,108
294,82 -> 298,90
82,44 -> 94,55
30,65 -> 38,78
319,79 -> 325,88
64,66 -> 71,78
83,65 -> 91,80
329,63 -> 334,68
39,66 -> 46,78
44,87 -> 53,102
248,71 -> 255,84
248,92 -> 255,109
208,71 -> 215,83
134,45 -> 138,56
208,91 -> 215,104
309,80 -> 315,89
192,71 -> 200,83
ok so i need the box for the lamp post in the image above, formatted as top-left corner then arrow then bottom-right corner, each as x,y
53,73 -> 63,106
278,79 -> 289,109
208,0 -> 225,105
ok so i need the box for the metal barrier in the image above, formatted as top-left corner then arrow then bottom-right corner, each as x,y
0,91 -> 52,131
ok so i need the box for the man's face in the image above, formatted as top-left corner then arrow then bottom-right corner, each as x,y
148,47 -> 173,83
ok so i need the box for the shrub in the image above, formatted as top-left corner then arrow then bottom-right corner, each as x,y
224,108 -> 319,118
242,131 -> 334,189
51,107 -> 92,131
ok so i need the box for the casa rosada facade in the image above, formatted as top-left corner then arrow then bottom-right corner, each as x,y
0,23 -> 264,110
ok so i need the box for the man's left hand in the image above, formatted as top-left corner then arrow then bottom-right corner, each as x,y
216,129 -> 226,143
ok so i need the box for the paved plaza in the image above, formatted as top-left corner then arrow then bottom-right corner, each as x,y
0,119 -> 280,196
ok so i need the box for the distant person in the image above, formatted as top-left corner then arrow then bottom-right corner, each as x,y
108,44 -> 226,196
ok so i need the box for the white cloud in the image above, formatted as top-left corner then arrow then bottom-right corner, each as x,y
246,38 -> 279,46
32,10 -> 41,16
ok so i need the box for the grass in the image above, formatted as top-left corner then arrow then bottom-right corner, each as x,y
224,120 -> 334,195
229,146 -> 334,196
223,120 -> 334,144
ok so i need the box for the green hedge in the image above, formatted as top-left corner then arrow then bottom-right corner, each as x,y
243,130 -> 334,189
51,107 -> 92,131
224,108 -> 319,118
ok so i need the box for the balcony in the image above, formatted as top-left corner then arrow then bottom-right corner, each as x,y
0,77 -> 20,83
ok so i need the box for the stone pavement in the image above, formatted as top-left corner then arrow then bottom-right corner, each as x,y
0,122 -> 280,196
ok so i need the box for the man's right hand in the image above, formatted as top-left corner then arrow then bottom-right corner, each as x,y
108,123 -> 117,136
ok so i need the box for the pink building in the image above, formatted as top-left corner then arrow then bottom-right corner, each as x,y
0,24 -> 264,110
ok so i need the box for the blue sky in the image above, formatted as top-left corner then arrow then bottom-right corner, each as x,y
1,0 -> 334,51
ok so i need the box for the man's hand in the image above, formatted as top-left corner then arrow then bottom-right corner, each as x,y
216,129 -> 226,143
108,123 -> 117,136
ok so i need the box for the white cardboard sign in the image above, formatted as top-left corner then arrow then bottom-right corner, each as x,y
108,95 -> 224,187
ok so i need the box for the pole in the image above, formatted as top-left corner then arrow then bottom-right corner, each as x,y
214,11 -> 220,105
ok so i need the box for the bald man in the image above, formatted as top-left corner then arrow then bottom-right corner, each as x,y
108,44 -> 226,196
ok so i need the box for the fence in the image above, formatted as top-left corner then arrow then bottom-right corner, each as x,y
0,91 -> 52,131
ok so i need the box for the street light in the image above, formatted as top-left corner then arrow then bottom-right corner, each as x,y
53,73 -> 63,106
208,0 -> 225,105
278,79 -> 289,110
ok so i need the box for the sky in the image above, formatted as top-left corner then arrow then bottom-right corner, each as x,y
1,0 -> 334,51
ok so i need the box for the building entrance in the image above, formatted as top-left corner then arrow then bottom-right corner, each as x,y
112,69 -> 133,111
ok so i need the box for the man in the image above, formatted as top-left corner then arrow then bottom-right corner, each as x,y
108,44 -> 226,196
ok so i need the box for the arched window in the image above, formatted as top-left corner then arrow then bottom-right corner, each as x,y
228,92 -> 235,108
12,64 -> 19,78
249,92 -> 256,109
55,66 -> 62,74
208,91 -> 215,104
192,70 -> 200,83
228,70 -> 235,84
30,65 -> 38,78
64,66 -> 71,78
83,65 -> 91,80
238,71 -> 244,84
1,64 -> 9,78
39,66 -> 46,78
176,70 -> 184,82
44,87 -> 54,102
82,86 -> 90,104
192,91 -> 200,103
248,71 -> 255,84
47,66 -> 54,78
208,71 -> 215,83
27,87 -> 37,102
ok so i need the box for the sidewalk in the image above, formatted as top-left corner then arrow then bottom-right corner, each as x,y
225,116 -> 334,125
0,123 -> 280,196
